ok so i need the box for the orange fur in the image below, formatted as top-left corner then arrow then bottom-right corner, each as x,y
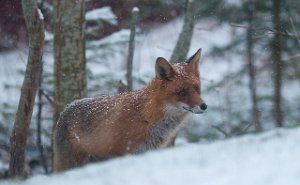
53,49 -> 207,172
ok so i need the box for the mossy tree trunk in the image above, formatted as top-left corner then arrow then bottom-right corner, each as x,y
53,0 -> 87,125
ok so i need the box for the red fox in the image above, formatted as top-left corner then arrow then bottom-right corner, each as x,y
53,49 -> 207,172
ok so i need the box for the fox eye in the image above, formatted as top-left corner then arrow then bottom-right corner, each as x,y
178,89 -> 188,97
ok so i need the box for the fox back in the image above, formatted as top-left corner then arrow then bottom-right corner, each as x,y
53,49 -> 207,172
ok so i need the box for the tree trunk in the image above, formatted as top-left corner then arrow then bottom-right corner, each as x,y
246,0 -> 261,132
126,7 -> 138,91
170,0 -> 198,64
272,0 -> 283,127
36,63 -> 49,174
168,0 -> 200,146
9,0 -> 44,177
53,0 -> 87,124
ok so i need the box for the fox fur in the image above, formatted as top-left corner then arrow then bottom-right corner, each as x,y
53,49 -> 207,172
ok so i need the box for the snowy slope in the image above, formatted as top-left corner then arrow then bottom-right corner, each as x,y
1,14 -> 299,181
2,127 -> 300,185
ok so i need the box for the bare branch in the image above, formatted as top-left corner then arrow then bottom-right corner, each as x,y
242,122 -> 254,134
40,88 -> 54,105
289,17 -> 300,44
230,23 -> 298,39
211,125 -> 229,138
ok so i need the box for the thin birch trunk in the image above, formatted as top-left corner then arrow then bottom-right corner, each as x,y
126,7 -> 139,91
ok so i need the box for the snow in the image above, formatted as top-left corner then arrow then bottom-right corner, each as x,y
37,9 -> 44,20
132,7 -> 139,13
87,29 -> 130,47
0,50 -> 27,110
225,0 -> 242,6
44,31 -> 53,41
1,11 -> 300,181
0,160 -> 8,173
3,127 -> 300,185
86,29 -> 130,92
85,6 -> 118,25
1,15 -> 297,140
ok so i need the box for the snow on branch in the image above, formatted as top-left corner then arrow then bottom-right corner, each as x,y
132,7 -> 139,13
87,29 -> 130,47
85,6 -> 118,25
37,8 -> 44,20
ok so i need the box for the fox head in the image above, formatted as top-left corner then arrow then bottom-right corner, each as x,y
155,48 -> 207,114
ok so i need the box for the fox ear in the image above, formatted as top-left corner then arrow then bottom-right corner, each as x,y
185,48 -> 202,74
155,57 -> 176,80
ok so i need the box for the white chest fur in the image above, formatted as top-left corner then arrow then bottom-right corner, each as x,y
134,114 -> 187,153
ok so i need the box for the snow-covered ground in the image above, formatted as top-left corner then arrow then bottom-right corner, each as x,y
2,127 -> 300,185
0,8 -> 299,179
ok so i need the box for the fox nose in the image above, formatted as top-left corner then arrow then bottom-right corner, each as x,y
200,103 -> 207,111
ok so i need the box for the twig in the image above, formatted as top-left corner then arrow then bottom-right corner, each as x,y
156,46 -> 173,53
40,89 -> 54,105
211,125 -> 229,138
281,54 -> 300,62
242,122 -> 253,134
195,27 -> 214,31
289,17 -> 300,44
230,23 -> 298,39
200,77 -> 214,83
36,67 -> 49,174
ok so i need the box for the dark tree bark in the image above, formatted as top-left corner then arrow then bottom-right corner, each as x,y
170,0 -> 199,64
246,0 -> 261,132
36,63 -> 49,174
126,7 -> 138,91
53,0 -> 87,124
272,0 -> 283,127
9,0 -> 44,177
